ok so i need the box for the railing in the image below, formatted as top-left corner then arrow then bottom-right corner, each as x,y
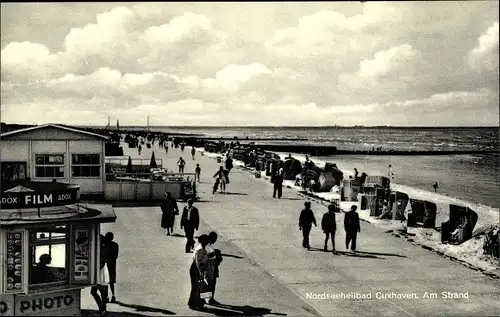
104,172 -> 197,201
105,172 -> 195,182
105,157 -> 163,168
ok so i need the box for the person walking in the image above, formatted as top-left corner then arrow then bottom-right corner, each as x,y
178,157 -> 186,174
207,232 -> 223,305
90,234 -> 109,316
213,166 -> 227,194
165,144 -> 169,155
161,192 -> 179,235
188,234 -> 212,309
321,203 -> 337,253
344,205 -> 361,254
299,201 -> 317,250
191,147 -> 196,160
272,161 -> 284,198
181,199 -> 200,253
225,156 -> 233,174
195,164 -> 201,183
104,232 -> 119,303
432,182 -> 439,193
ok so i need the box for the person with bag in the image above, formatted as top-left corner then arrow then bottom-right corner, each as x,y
322,202 -> 337,253
90,234 -> 109,316
160,192 -> 179,235
188,234 -> 214,309
181,199 -> 200,253
344,205 -> 361,254
299,201 -> 317,250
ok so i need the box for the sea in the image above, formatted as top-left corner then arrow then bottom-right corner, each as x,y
117,126 -> 500,209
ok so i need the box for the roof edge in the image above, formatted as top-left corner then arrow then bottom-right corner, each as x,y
0,123 -> 110,140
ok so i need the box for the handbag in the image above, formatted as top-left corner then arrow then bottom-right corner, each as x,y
199,278 -> 212,303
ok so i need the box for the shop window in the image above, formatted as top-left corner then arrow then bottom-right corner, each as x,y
71,154 -> 101,177
35,154 -> 65,178
29,225 -> 69,287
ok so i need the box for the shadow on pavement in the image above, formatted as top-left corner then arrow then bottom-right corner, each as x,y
220,253 -> 244,259
112,201 -> 162,208
356,251 -> 407,258
194,303 -> 286,316
169,233 -> 185,238
195,199 -> 220,203
278,197 -> 303,201
82,308 -> 175,316
223,192 -> 248,196
308,247 -> 384,259
114,301 -> 176,315
335,251 -> 384,259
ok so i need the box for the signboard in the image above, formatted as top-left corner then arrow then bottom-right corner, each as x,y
0,294 -> 15,316
14,288 -> 81,316
0,189 -> 78,209
4,230 -> 25,293
73,227 -> 90,283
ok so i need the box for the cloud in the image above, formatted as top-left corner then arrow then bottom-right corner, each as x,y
265,3 -> 402,59
1,6 -> 227,82
1,2 -> 499,126
467,21 -> 499,72
358,44 -> 423,79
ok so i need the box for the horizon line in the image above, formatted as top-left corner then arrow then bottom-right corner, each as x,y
1,122 -> 499,129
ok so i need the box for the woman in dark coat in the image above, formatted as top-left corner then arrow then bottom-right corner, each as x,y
160,192 -> 179,235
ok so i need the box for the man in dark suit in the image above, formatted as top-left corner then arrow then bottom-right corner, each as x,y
180,199 -> 200,253
272,161 -> 284,198
322,203 -> 337,253
299,201 -> 317,250
344,205 -> 361,254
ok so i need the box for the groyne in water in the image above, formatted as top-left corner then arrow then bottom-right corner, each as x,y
246,143 -> 496,156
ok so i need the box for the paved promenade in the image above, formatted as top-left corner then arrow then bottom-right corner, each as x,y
82,141 -> 499,316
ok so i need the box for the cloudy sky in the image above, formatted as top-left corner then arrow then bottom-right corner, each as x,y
1,2 -> 498,126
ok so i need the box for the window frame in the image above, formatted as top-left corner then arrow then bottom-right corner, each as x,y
34,154 -> 66,179
28,225 -> 70,290
70,153 -> 101,178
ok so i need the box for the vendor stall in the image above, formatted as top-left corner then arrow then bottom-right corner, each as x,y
1,181 -> 116,316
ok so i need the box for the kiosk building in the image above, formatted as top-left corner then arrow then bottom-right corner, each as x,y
0,181 -> 116,316
1,124 -> 109,198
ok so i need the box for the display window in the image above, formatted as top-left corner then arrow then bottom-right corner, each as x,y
34,154 -> 65,178
28,225 -> 69,289
71,154 -> 101,177
4,230 -> 26,293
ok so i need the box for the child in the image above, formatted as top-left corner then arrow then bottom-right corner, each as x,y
195,164 -> 201,182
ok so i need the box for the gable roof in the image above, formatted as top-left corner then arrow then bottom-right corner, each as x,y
0,123 -> 110,140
